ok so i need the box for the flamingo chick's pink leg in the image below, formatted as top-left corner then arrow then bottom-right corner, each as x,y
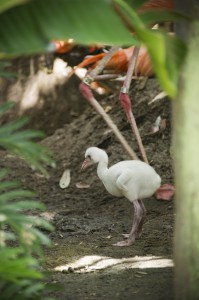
113,199 -> 146,247
119,46 -> 149,164
122,199 -> 146,239
135,199 -> 147,238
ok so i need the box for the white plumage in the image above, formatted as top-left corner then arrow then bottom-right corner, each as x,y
81,147 -> 161,247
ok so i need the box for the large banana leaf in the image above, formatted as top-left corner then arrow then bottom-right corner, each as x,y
0,0 -> 30,13
0,0 -> 139,57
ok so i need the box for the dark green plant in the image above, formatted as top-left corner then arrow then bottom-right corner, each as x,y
0,101 -> 55,298
0,61 -> 16,78
0,102 -> 53,176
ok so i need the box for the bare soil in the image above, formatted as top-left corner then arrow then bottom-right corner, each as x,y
1,54 -> 174,300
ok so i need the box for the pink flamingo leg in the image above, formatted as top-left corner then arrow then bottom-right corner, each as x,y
80,46 -> 138,160
80,82 -> 137,160
119,46 -> 149,163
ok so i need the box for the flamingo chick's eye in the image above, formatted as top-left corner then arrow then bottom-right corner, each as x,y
87,155 -> 91,159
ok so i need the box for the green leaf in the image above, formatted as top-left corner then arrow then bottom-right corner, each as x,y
0,231 -> 15,243
0,169 -> 9,180
0,0 -> 139,57
0,102 -> 15,117
0,117 -> 29,134
0,71 -> 17,78
0,202 -> 45,214
27,215 -> 54,231
139,10 -> 190,26
0,103 -> 54,175
28,227 -> 52,246
9,130 -> 45,140
0,0 -> 30,14
7,200 -> 45,211
0,171 -> 53,296
0,181 -> 20,193
0,248 -> 42,281
21,282 -> 45,298
0,189 -> 35,203
0,61 -> 12,68
0,61 -> 17,78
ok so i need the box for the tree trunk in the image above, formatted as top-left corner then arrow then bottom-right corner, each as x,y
173,21 -> 199,300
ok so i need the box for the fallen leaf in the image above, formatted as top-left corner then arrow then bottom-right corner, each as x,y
155,184 -> 175,201
39,211 -> 56,221
150,116 -> 167,135
150,116 -> 161,134
104,105 -> 112,113
103,129 -> 112,135
136,271 -> 148,275
59,169 -> 70,189
106,235 -> 112,239
76,182 -> 90,189
148,91 -> 167,105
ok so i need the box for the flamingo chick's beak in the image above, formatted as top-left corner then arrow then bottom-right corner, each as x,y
81,157 -> 93,170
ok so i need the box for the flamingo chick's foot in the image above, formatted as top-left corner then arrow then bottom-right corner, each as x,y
113,236 -> 135,247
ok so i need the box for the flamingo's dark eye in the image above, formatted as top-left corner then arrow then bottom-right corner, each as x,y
87,155 -> 91,159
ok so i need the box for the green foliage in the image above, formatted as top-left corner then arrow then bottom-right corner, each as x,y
0,0 -> 30,14
0,168 -> 54,298
139,10 -> 190,26
0,170 -> 53,249
0,67 -> 55,297
0,102 -> 54,176
0,61 -> 17,78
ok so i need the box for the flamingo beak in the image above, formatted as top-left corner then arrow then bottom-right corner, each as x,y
81,157 -> 93,170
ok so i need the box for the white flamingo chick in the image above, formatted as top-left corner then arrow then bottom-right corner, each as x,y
81,147 -> 161,247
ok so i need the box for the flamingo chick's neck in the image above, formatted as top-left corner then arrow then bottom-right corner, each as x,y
97,159 -> 109,181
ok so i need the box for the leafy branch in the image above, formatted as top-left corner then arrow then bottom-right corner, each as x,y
0,102 -> 54,175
